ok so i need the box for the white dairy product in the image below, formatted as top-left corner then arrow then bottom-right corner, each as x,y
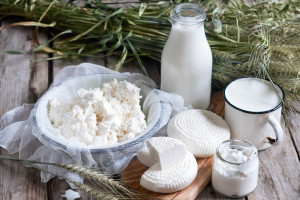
161,3 -> 212,109
225,78 -> 282,112
167,109 -> 230,157
140,151 -> 197,193
61,189 -> 80,200
212,139 -> 259,197
137,147 -> 153,167
138,137 -> 197,193
48,79 -> 146,147
148,137 -> 187,170
137,137 -> 187,169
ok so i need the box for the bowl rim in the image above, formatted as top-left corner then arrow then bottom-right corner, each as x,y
33,73 -> 164,154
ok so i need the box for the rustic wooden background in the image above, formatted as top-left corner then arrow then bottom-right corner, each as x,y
0,16 -> 300,200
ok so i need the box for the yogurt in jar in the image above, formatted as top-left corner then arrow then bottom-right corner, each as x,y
212,139 -> 259,197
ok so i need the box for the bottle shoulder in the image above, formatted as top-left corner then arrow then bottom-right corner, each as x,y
162,42 -> 212,62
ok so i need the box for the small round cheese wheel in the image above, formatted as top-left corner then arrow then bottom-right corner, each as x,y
140,152 -> 197,193
167,109 -> 230,158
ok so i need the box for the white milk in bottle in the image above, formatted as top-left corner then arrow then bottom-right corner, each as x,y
161,3 -> 212,109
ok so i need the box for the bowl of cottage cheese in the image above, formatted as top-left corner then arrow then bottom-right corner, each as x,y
33,73 -> 165,153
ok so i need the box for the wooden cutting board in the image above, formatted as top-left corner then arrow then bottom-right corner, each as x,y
121,91 -> 225,200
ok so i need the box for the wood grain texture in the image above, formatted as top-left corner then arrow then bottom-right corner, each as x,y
246,99 -> 300,200
0,19 -> 48,200
286,108 -> 300,160
195,183 -> 244,200
46,177 -> 71,200
247,121 -> 300,200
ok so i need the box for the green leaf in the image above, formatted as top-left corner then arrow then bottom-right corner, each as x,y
126,39 -> 148,76
114,46 -> 128,72
138,3 -> 147,18
106,33 -> 122,56
0,21 -> 56,31
33,30 -> 72,52
68,8 -> 124,42
78,45 -> 85,54
0,50 -> 23,55
33,56 -> 64,62
236,17 -> 240,42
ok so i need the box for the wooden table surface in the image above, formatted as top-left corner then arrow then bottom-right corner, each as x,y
0,18 -> 300,200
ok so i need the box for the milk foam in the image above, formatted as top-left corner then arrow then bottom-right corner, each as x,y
225,78 -> 282,112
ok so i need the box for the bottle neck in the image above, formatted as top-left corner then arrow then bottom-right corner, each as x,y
170,3 -> 206,26
172,22 -> 205,32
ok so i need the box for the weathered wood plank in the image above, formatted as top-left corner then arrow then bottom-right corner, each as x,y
247,119 -> 300,200
0,19 -> 49,200
286,103 -> 300,160
196,183 -> 244,200
47,178 -> 70,200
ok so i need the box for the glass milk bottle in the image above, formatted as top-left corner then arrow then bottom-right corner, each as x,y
161,3 -> 212,109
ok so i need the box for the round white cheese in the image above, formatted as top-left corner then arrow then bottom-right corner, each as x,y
140,151 -> 197,193
167,109 -> 230,158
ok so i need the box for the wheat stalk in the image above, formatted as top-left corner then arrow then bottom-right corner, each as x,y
27,163 -> 123,200
58,163 -> 142,198
0,0 -> 299,106
0,155 -> 147,199
69,181 -> 119,200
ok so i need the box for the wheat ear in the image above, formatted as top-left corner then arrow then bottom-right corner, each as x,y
69,180 -> 118,200
58,164 -> 141,198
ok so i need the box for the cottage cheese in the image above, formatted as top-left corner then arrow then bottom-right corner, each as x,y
48,79 -> 147,146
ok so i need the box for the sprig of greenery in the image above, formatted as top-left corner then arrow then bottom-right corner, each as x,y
0,155 -> 149,199
0,0 -> 299,107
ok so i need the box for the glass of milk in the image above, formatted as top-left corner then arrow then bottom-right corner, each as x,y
161,3 -> 212,109
224,77 -> 284,150
212,139 -> 259,198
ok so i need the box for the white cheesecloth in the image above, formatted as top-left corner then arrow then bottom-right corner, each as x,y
0,63 -> 186,183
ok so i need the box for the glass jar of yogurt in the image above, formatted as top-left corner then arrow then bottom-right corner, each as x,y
212,139 -> 259,198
